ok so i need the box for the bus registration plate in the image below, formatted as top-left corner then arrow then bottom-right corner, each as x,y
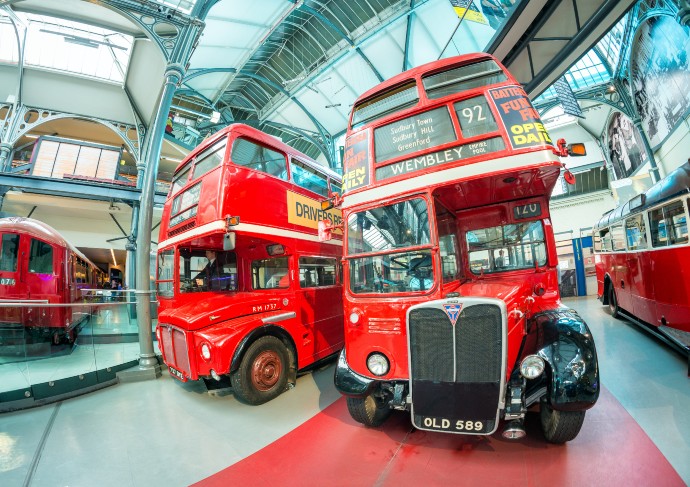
417,415 -> 487,434
169,366 -> 187,382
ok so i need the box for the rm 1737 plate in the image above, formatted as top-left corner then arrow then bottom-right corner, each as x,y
168,366 -> 187,382
416,415 -> 489,434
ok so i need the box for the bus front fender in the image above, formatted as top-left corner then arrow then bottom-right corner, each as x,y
529,309 -> 600,410
334,349 -> 376,397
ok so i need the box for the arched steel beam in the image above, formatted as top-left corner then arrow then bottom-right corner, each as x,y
403,0 -> 416,71
182,68 -> 334,167
282,20 -> 329,58
298,3 -> 384,82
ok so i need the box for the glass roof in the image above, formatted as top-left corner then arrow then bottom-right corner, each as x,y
152,0 -> 197,15
0,12 -> 133,84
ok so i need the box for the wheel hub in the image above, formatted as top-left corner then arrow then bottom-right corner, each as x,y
251,350 -> 282,391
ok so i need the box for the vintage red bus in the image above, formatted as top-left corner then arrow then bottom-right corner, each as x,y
0,217 -> 104,346
323,52 -> 599,443
593,161 -> 690,368
155,123 -> 344,405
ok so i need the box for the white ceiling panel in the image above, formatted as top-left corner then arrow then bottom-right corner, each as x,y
272,99 -> 316,133
357,17 -> 407,81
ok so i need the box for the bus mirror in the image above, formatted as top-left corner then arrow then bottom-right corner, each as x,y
567,143 -> 586,156
223,231 -> 236,251
318,220 -> 333,242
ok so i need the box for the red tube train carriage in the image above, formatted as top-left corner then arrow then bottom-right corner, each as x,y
323,53 -> 599,443
0,217 -> 104,346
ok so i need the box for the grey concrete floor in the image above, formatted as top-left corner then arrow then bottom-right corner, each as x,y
1,296 -> 689,486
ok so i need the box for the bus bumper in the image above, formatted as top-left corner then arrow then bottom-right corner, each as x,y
334,349 -> 376,397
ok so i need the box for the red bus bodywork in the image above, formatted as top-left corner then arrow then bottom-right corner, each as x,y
0,217 -> 103,346
594,162 -> 690,367
155,124 -> 344,404
331,53 -> 599,442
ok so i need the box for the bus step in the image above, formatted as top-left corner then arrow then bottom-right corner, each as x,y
659,326 -> 690,350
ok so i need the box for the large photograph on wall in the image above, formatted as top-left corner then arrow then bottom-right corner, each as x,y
606,112 -> 648,180
630,15 -> 690,148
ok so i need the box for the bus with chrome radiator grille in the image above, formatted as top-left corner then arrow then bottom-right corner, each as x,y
155,124 -> 343,405
320,53 -> 599,442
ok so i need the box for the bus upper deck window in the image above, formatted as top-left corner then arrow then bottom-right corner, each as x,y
351,81 -> 419,128
192,139 -> 227,180
231,138 -> 288,180
0,233 -> 19,272
422,60 -> 507,99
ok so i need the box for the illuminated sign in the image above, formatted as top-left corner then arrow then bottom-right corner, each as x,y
287,190 -> 342,234
376,137 -> 504,180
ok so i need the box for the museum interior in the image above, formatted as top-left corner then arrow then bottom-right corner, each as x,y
1,0 -> 689,485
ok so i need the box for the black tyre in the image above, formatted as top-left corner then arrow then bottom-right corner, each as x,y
230,336 -> 290,405
540,402 -> 586,443
608,285 -> 620,319
346,392 -> 391,427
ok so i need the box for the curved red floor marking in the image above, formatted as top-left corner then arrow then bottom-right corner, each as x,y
195,387 -> 684,486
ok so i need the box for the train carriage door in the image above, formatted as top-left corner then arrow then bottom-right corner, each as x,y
26,238 -> 59,330
296,256 -> 343,360
0,233 -> 25,328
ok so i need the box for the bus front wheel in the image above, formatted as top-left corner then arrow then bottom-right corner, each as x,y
346,391 -> 391,427
540,402 -> 586,444
230,336 -> 289,405
608,285 -> 620,318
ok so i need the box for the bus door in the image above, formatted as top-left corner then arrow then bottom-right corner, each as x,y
624,215 -> 656,324
610,223 -> 633,311
296,256 -> 343,359
0,232 -> 25,328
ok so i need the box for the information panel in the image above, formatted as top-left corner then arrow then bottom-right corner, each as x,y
374,107 -> 456,163
376,137 -> 505,181
489,86 -> 553,150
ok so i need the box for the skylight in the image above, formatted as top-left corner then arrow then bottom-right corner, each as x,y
0,13 -> 134,84
152,0 -> 197,15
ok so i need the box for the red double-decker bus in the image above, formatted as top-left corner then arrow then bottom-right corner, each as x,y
155,124 -> 344,405
593,162 -> 690,369
322,53 -> 599,443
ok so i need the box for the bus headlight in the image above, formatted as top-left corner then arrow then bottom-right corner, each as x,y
200,343 -> 212,361
367,353 -> 390,376
520,355 -> 545,379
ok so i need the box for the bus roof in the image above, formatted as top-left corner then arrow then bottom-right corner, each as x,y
172,123 -> 341,182
594,161 -> 690,229
352,52 -> 500,110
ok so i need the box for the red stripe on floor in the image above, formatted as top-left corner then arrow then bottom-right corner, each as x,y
195,387 -> 684,487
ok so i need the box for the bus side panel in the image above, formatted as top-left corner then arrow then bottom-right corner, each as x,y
652,247 -> 690,332
631,250 -> 657,326
613,252 -> 633,313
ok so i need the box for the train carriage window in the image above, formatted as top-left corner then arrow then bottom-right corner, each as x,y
290,159 -> 329,197
625,215 -> 647,250
29,239 -> 53,274
252,257 -> 289,289
299,257 -> 337,288
231,138 -> 288,180
650,200 -> 688,247
0,234 -> 19,272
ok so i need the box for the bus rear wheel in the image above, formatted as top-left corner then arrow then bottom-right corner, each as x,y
608,285 -> 620,318
540,402 -> 586,443
230,336 -> 289,405
346,391 -> 391,427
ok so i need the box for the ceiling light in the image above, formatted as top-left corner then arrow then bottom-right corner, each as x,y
325,103 -> 341,108
110,248 -> 117,267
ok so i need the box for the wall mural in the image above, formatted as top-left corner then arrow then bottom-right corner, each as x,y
631,15 -> 690,148
606,112 -> 648,180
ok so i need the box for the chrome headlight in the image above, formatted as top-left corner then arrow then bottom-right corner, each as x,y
520,354 -> 545,379
367,353 -> 390,376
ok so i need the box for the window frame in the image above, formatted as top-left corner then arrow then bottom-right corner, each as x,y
298,255 -> 338,288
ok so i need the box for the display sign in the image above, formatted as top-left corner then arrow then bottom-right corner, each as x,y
553,77 -> 584,118
341,130 -> 370,193
287,190 -> 342,234
513,202 -> 541,220
454,96 -> 498,138
374,107 -> 456,163
489,86 -> 553,149
0,278 -> 16,285
449,0 -> 488,24
376,137 -> 504,180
